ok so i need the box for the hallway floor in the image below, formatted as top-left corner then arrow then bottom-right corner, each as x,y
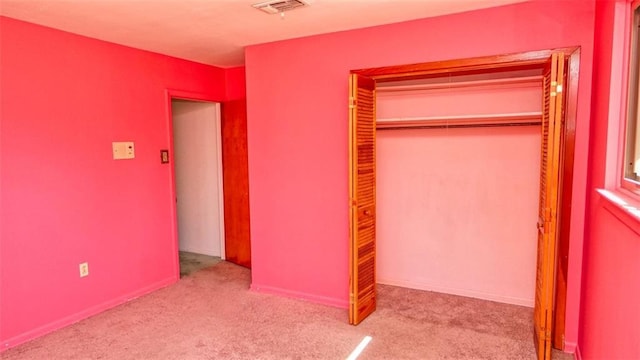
179,251 -> 221,277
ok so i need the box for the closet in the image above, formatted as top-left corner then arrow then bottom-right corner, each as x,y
347,49 -> 578,360
375,71 -> 543,307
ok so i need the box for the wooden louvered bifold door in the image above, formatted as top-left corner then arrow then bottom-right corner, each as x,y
348,73 -> 377,325
533,52 -> 566,360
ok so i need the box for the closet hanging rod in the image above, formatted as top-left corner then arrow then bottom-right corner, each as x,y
376,112 -> 542,130
376,121 -> 542,131
376,111 -> 542,127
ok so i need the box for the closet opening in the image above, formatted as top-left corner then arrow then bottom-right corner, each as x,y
348,48 -> 579,360
376,68 -> 543,305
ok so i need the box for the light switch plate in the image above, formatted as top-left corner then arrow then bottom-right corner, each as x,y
112,141 -> 135,160
160,149 -> 169,164
79,262 -> 89,277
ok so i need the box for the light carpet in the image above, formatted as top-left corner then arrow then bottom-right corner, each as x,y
3,261 -> 572,359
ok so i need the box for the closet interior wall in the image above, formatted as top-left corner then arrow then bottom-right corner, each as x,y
375,74 -> 544,306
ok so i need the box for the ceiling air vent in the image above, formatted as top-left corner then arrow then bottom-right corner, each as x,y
252,0 -> 309,14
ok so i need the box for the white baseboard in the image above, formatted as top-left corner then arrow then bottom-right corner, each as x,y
377,278 -> 534,307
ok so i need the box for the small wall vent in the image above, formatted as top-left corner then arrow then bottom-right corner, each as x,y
252,0 -> 308,14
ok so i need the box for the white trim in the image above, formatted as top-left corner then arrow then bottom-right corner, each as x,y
377,278 -> 534,307
597,188 -> 640,221
214,103 -> 226,260
168,97 -> 226,262
564,340 -> 578,357
573,342 -> 582,360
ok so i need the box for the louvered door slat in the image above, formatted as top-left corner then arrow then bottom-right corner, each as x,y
533,52 -> 566,360
349,73 -> 377,325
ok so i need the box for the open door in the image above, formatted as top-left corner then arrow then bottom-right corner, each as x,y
553,49 -> 580,351
533,52 -> 566,360
348,73 -> 377,325
221,99 -> 251,268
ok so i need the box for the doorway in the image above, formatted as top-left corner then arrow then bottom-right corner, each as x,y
171,99 -> 225,277
348,49 -> 579,360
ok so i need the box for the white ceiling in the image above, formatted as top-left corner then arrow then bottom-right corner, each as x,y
0,0 -> 528,68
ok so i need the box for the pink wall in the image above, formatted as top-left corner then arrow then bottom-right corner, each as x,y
376,81 -> 541,307
377,126 -> 541,306
245,0 -> 595,350
0,17 -> 237,349
579,1 -> 640,359
579,203 -> 640,359
225,66 -> 247,101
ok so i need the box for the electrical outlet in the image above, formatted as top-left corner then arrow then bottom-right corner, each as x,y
79,262 -> 89,278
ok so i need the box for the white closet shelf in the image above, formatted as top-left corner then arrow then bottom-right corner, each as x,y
376,75 -> 543,92
376,112 -> 542,129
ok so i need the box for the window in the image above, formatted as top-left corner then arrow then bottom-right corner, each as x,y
599,0 -> 640,226
624,2 -> 640,187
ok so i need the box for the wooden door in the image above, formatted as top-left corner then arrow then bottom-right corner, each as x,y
553,49 -> 579,350
221,98 -> 251,268
348,73 -> 377,325
533,52 -> 566,360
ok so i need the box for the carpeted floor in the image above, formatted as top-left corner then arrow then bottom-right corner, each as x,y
179,251 -> 222,277
3,262 -> 573,359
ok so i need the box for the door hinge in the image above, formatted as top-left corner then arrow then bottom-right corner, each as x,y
543,207 -> 557,221
540,221 -> 550,234
544,207 -> 557,231
544,309 -> 553,340
550,81 -> 562,97
349,97 -> 357,109
544,310 -> 549,339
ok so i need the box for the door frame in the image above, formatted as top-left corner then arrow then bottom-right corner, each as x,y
348,47 -> 580,356
165,89 -> 226,279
